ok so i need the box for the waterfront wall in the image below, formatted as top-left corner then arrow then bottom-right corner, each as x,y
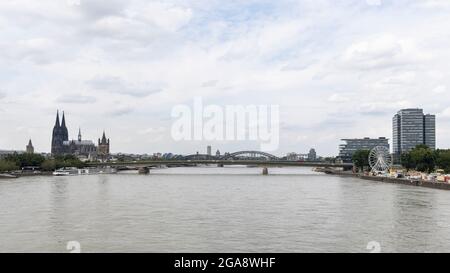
321,169 -> 450,191
359,175 -> 450,190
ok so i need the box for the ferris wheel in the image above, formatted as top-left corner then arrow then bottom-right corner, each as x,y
369,146 -> 393,173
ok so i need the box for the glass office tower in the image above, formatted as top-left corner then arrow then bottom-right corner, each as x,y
392,109 -> 436,156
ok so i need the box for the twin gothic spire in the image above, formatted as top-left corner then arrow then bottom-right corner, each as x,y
54,110 -> 67,129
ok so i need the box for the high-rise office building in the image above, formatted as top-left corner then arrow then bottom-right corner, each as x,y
308,148 -> 317,161
392,109 -> 436,156
207,145 -> 212,156
339,137 -> 389,163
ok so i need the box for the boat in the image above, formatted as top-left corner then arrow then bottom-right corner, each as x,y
87,167 -> 117,175
53,167 -> 79,176
53,167 -> 118,176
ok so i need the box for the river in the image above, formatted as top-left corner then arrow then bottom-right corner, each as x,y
1,166 -> 450,253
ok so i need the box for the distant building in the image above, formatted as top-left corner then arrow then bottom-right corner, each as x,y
339,137 -> 389,163
207,145 -> 212,156
286,152 -> 300,161
98,131 -> 110,161
308,148 -> 317,161
288,152 -> 310,161
64,128 -> 97,158
393,108 -> 436,156
216,150 -> 221,157
26,139 -> 34,154
50,111 -> 110,160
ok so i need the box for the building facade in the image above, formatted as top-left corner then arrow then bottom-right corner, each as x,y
63,128 -> 97,158
393,109 -> 436,156
339,137 -> 389,163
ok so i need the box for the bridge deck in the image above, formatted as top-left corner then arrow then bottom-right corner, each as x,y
87,160 -> 352,168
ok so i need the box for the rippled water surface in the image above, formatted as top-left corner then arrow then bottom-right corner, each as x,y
1,167 -> 450,252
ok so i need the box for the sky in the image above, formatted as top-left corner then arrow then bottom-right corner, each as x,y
1,0 -> 450,156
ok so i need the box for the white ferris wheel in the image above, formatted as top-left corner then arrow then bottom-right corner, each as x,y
368,146 -> 393,173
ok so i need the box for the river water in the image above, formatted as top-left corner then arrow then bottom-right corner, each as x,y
1,166 -> 450,253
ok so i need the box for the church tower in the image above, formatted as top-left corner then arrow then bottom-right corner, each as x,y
61,111 -> 69,142
26,139 -> 34,154
51,110 -> 62,155
51,110 -> 69,156
98,131 -> 110,161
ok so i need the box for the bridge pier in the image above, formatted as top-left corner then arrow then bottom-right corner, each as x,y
262,167 -> 269,175
138,167 -> 150,174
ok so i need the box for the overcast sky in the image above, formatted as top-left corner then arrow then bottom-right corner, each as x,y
1,0 -> 450,156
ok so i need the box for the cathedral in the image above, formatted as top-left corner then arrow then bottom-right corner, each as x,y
51,111 -> 110,160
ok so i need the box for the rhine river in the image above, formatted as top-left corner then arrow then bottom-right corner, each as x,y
1,166 -> 450,253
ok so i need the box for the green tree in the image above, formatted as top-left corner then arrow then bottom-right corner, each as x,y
352,150 -> 370,172
52,155 -> 85,169
41,160 -> 56,171
435,149 -> 450,173
402,145 -> 436,173
4,153 -> 45,168
0,160 -> 19,172
401,153 -> 415,171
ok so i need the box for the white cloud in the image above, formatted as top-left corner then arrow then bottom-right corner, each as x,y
366,0 -> 382,6
1,0 -> 450,154
328,93 -> 352,103
57,95 -> 97,104
415,0 -> 450,9
133,2 -> 192,32
341,34 -> 428,70
433,85 -> 447,94
87,76 -> 164,98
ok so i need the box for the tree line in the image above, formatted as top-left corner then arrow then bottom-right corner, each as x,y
0,153 -> 84,172
352,145 -> 450,174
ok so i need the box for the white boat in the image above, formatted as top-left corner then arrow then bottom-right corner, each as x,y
53,167 -> 117,176
53,167 -> 79,176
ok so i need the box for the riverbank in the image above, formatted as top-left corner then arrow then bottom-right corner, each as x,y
0,173 -> 18,179
318,168 -> 450,190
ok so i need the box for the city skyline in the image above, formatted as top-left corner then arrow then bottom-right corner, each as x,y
0,107 -> 442,158
1,1 -> 450,155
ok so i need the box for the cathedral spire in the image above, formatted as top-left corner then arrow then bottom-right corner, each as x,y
61,111 -> 67,128
55,110 -> 60,127
78,127 -> 82,141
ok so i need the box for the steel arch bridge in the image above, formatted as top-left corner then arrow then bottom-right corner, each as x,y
220,151 -> 280,161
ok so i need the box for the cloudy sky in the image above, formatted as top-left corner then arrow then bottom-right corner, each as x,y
1,0 -> 450,156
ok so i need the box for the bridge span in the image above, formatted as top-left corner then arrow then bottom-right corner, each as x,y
87,160 -> 353,170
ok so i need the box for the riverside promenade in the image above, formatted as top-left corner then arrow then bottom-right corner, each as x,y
320,169 -> 450,191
